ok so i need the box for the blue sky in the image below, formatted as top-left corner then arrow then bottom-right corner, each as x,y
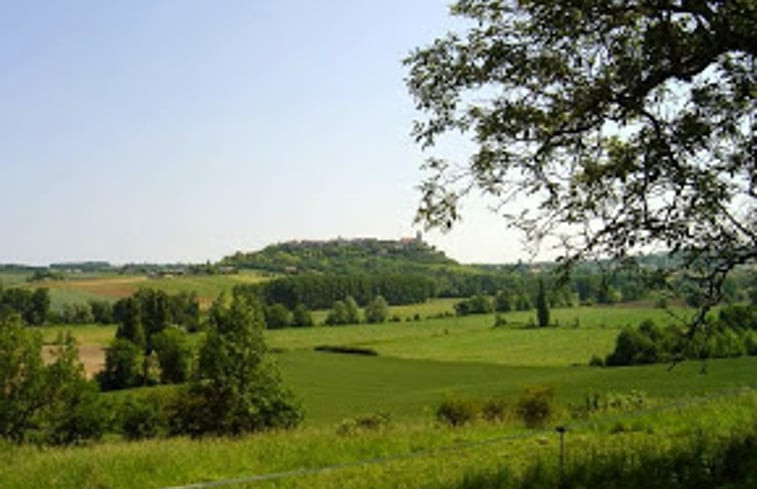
1,1 -> 534,265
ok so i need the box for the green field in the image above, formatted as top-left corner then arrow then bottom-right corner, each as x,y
21,271 -> 270,310
10,301 -> 756,489
278,351 -> 757,425
1,387 -> 754,489
0,271 -> 33,286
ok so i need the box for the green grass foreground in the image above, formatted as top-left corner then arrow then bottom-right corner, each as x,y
278,353 -> 757,425
1,389 -> 754,489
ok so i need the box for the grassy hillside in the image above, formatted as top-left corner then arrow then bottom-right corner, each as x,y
278,351 -> 757,425
221,237 -> 456,274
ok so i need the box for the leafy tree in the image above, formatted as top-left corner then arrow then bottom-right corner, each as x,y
0,313 -> 48,441
494,290 -> 512,312
115,297 -> 146,351
325,300 -> 349,326
264,303 -> 291,329
88,300 -> 114,324
152,327 -> 191,384
41,335 -> 106,445
28,288 -> 50,326
364,295 -> 389,323
515,293 -> 533,311
98,338 -> 144,391
536,279 -> 550,327
291,303 -> 314,327
344,295 -> 361,324
60,302 -> 95,324
406,1 -> 756,328
171,295 -> 301,436
136,289 -> 170,351
0,287 -> 50,326
0,314 -> 104,444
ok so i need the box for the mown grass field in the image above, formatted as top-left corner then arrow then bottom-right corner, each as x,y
35,302 -> 705,379
278,351 -> 757,425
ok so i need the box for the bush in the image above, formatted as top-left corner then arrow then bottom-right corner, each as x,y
455,295 -> 494,316
481,399 -> 508,423
264,303 -> 291,329
337,412 -> 391,435
291,304 -> 313,327
119,398 -> 162,440
516,386 -> 556,428
436,399 -> 480,427
589,354 -> 605,367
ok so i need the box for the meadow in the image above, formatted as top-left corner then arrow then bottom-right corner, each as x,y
19,270 -> 270,309
1,385 -> 754,489
37,302 -> 672,376
9,300 -> 755,488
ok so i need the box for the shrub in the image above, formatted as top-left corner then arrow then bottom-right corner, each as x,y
455,295 -> 493,316
291,304 -> 313,327
481,399 -> 508,423
436,399 -> 479,427
119,398 -> 162,440
516,386 -> 556,428
337,412 -> 391,436
264,303 -> 291,329
589,354 -> 605,367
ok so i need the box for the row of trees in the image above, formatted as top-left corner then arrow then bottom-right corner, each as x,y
603,306 -> 757,367
455,280 -> 551,327
0,286 -> 49,326
240,273 -> 436,310
98,289 -> 200,390
324,295 -> 390,325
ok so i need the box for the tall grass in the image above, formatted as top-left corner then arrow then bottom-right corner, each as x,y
0,390 -> 754,489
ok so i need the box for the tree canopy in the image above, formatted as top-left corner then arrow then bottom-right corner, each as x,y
406,0 -> 756,321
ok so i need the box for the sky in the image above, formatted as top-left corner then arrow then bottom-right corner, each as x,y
0,1 -> 539,266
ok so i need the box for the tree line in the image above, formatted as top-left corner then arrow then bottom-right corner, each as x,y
237,272 -> 436,310
599,305 -> 757,367
0,290 -> 300,445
